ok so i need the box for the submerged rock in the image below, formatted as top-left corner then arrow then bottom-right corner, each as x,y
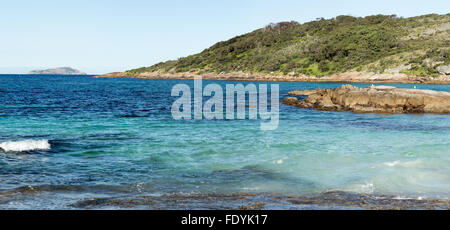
285,85 -> 450,114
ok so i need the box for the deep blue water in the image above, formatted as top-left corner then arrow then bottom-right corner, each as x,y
0,74 -> 449,209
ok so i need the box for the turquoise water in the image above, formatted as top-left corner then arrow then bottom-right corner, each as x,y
0,74 -> 449,209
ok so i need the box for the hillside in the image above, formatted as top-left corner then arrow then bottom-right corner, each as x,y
107,14 -> 450,81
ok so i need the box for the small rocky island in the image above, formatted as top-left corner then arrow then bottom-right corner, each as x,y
29,67 -> 86,75
283,85 -> 450,114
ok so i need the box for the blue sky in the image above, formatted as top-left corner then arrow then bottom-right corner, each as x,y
1,0 -> 449,74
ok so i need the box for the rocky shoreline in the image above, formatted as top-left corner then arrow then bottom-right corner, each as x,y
283,85 -> 450,114
70,191 -> 450,210
4,185 -> 449,210
96,71 -> 450,84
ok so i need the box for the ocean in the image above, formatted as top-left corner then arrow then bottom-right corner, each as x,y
0,74 -> 449,209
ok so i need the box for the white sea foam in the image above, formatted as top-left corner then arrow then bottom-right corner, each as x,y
383,161 -> 401,167
272,157 -> 288,165
382,159 -> 424,168
344,182 -> 375,194
0,140 -> 51,152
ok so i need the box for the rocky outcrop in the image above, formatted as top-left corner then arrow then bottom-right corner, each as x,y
288,90 -> 316,96
437,65 -> 450,75
282,97 -> 299,105
284,85 -> 450,114
385,64 -> 412,74
29,67 -> 86,75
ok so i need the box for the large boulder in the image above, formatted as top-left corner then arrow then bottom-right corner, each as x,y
282,97 -> 299,106
437,65 -> 450,75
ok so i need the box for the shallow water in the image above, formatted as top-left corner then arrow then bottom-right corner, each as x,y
0,74 -> 449,209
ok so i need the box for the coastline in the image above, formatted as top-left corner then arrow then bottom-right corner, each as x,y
95,71 -> 450,84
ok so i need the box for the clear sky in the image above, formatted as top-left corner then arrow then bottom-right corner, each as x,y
1,0 -> 449,74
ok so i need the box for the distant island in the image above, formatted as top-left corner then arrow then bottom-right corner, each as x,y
29,67 -> 87,75
97,13 -> 450,84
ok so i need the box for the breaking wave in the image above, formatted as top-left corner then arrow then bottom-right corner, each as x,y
0,139 -> 51,152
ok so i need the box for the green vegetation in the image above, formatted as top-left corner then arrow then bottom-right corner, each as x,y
127,14 -> 450,77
